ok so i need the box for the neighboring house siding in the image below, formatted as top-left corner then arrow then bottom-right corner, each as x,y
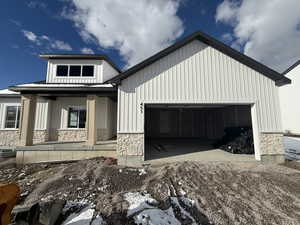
279,64 -> 300,134
46,59 -> 103,83
118,40 -> 282,133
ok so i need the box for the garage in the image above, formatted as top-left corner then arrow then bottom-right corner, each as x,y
114,32 -> 289,166
145,104 -> 254,161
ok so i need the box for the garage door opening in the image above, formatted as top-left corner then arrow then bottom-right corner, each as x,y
144,104 -> 255,161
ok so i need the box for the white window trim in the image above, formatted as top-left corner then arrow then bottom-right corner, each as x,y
55,64 -> 95,78
66,106 -> 87,129
3,104 -> 21,130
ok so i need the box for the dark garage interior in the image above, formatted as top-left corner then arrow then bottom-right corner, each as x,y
145,104 -> 254,161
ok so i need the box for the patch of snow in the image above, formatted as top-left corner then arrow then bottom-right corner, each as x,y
179,196 -> 195,208
135,208 -> 181,225
170,197 -> 198,225
62,206 -> 95,225
127,168 -> 147,175
91,215 -> 106,225
124,192 -> 158,216
124,192 -> 199,225
62,202 -> 87,214
283,137 -> 300,160
138,168 -> 147,176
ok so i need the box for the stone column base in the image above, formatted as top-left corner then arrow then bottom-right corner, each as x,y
117,133 -> 144,166
259,133 -> 284,155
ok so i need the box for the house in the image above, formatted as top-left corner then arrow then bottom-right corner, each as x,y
0,31 -> 291,165
279,60 -> 300,135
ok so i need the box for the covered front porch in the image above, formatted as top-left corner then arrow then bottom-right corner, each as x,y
10,83 -> 118,163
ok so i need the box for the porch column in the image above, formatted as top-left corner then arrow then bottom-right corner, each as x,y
19,95 -> 37,146
86,95 -> 98,146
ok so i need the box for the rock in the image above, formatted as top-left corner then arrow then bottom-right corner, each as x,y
39,200 -> 66,225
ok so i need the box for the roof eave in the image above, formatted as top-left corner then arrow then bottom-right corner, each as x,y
9,86 -> 117,93
108,31 -> 289,87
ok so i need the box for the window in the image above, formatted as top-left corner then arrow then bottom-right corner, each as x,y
5,106 -> 21,129
68,107 -> 86,128
69,66 -> 82,77
82,66 -> 94,77
56,65 -> 69,77
56,65 -> 95,77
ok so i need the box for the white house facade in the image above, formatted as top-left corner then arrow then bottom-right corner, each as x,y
0,32 -> 291,165
280,60 -> 300,135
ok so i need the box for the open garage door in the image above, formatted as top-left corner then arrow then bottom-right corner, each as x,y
144,104 -> 255,161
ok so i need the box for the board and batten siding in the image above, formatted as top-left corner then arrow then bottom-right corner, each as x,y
118,40 -> 282,133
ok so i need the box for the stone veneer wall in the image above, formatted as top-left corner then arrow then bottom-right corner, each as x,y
117,133 -> 144,156
33,130 -> 49,144
57,129 -> 87,142
259,133 -> 284,155
0,130 -> 19,146
0,130 -> 49,146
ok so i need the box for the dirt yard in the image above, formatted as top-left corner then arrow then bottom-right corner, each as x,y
0,158 -> 299,225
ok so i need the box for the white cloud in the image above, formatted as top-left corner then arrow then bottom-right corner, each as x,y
22,30 -> 38,42
27,1 -> 47,9
221,33 -> 233,42
216,0 -> 300,72
50,40 -> 72,51
22,30 -> 73,51
81,48 -> 95,54
63,0 -> 185,68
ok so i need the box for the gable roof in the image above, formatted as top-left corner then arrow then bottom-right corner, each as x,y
107,31 -> 291,86
282,60 -> 300,75
40,54 -> 121,73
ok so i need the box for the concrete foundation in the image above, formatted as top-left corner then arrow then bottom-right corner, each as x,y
16,141 -> 117,164
260,154 -> 285,164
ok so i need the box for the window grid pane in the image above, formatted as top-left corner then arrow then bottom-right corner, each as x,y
5,106 -> 18,129
68,107 -> 86,128
69,66 -> 82,77
56,65 -> 69,77
82,66 -> 94,77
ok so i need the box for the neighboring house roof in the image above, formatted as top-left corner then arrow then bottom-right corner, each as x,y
0,89 -> 20,97
108,31 -> 291,86
282,60 -> 300,75
40,54 -> 122,73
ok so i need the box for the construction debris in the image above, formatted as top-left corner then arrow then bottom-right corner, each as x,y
214,127 -> 254,154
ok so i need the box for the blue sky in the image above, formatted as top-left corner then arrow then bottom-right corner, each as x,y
0,0 -> 299,89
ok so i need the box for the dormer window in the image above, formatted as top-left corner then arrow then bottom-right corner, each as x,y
56,65 -> 94,77
57,65 -> 69,77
